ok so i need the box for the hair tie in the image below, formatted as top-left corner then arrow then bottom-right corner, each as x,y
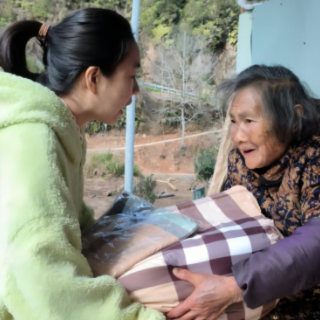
38,23 -> 50,43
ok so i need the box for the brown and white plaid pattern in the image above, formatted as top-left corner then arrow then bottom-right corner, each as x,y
117,186 -> 282,319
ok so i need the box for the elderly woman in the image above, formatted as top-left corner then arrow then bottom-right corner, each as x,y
167,65 -> 320,320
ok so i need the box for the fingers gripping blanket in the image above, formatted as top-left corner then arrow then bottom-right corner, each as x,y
83,186 -> 282,320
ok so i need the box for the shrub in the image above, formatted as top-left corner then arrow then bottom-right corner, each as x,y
133,175 -> 157,204
105,160 -> 141,177
133,164 -> 141,177
84,153 -> 111,177
107,161 -> 125,176
92,153 -> 113,163
85,152 -> 141,177
85,121 -> 106,135
194,148 -> 217,181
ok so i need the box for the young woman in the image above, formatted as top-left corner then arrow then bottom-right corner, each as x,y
0,8 -> 164,320
167,65 -> 320,320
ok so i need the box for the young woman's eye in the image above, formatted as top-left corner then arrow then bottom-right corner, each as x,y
231,119 -> 236,124
246,119 -> 253,123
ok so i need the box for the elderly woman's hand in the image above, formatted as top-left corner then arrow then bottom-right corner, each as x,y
166,268 -> 243,320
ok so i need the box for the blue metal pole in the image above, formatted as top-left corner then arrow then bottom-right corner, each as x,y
124,0 -> 140,192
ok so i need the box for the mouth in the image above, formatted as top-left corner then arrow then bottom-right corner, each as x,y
242,148 -> 256,156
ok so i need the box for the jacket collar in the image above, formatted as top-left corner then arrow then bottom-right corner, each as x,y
237,147 -> 293,183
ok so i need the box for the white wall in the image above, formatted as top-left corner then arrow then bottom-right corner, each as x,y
236,0 -> 320,98
236,11 -> 253,74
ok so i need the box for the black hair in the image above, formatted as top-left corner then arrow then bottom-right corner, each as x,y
0,8 -> 135,95
218,64 -> 320,145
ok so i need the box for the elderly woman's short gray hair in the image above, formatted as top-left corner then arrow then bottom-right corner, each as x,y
218,64 -> 320,145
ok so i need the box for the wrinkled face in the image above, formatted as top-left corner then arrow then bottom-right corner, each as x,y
95,42 -> 140,125
229,87 -> 287,169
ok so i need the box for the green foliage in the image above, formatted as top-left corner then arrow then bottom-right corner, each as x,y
30,0 -> 51,18
92,153 -> 113,163
106,160 -> 125,176
85,121 -> 106,135
184,0 -> 240,51
84,153 -> 110,177
88,153 -> 141,177
151,25 -> 171,44
113,112 -> 127,130
228,11 -> 239,46
109,106 -> 143,130
1,0 -> 52,21
139,0 -> 239,49
84,108 -> 144,134
194,148 -> 217,181
133,174 -> 157,204
68,0 -> 132,16
0,17 -> 9,26
104,153 -> 140,177
0,0 -> 132,26
1,0 -> 239,72
140,0 -> 185,43
133,163 -> 141,177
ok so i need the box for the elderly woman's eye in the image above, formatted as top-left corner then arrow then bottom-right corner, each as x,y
246,119 -> 253,123
231,119 -> 236,124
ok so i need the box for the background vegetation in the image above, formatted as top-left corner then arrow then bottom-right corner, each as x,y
0,0 -> 239,51
85,153 -> 141,177
194,147 -> 218,181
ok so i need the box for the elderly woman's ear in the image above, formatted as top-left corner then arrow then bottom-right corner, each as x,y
292,104 -> 304,133
295,104 -> 304,117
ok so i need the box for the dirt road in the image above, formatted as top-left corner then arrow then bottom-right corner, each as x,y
87,129 -> 222,152
84,128 -> 218,216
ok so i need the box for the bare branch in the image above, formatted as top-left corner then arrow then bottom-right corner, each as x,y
151,31 -> 217,148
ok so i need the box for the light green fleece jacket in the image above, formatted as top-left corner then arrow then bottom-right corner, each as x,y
0,69 -> 165,320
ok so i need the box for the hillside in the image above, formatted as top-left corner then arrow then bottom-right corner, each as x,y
0,0 -> 239,51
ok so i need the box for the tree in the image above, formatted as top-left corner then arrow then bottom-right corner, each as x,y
140,0 -> 186,43
1,0 -> 239,51
181,0 -> 240,50
152,31 -> 216,149
139,0 -> 239,49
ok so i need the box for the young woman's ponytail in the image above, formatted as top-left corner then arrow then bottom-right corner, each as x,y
0,20 -> 42,81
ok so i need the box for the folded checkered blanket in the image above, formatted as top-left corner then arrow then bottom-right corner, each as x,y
116,186 -> 281,319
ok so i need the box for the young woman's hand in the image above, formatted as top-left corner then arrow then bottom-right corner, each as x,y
166,268 -> 243,320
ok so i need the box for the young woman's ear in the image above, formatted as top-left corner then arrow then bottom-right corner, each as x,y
84,67 -> 101,94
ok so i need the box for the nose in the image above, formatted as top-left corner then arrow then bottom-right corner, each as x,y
230,124 -> 248,145
133,78 -> 140,95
